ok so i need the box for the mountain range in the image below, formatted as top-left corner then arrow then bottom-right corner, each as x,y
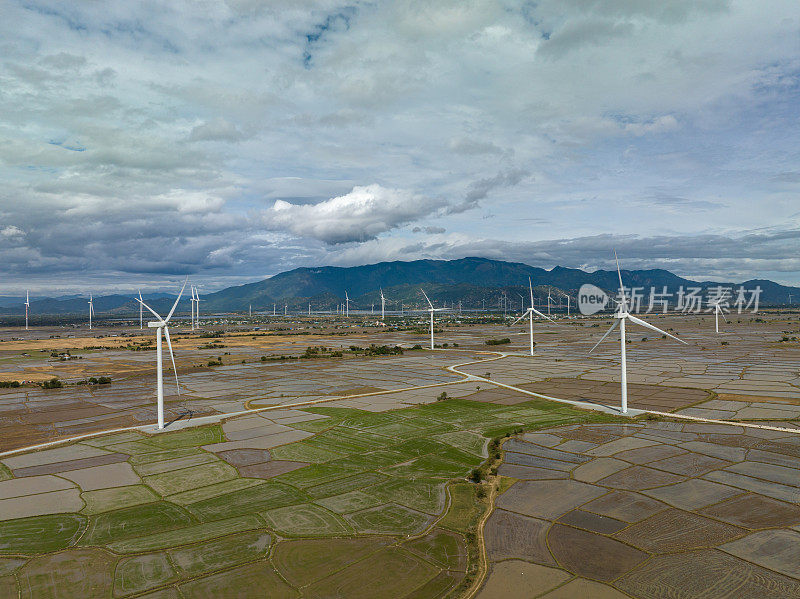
3,257 -> 798,316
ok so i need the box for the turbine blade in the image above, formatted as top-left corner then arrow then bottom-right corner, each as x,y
510,310 -> 529,326
165,277 -> 188,322
531,307 -> 556,323
627,314 -> 687,344
529,277 -> 534,306
588,319 -> 620,353
420,288 -> 433,309
137,297 -> 164,323
614,250 -> 628,311
163,326 -> 181,396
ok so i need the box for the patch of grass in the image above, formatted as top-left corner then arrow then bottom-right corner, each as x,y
168,530 -> 271,577
146,424 -> 224,449
434,431 -> 487,457
0,463 -> 12,482
325,449 -> 409,470
302,547 -> 439,599
80,485 -> 161,515
404,570 -> 464,599
272,537 -> 390,588
273,463 -> 361,489
345,503 -> 431,535
107,515 -> 263,553
270,441 -> 343,463
306,472 -> 389,499
114,552 -> 177,597
367,478 -> 446,515
165,478 -> 264,505
17,548 -> 117,598
179,561 -> 296,599
81,501 -> 194,546
403,528 -> 467,571
438,483 -> 481,533
79,431 -> 147,448
315,491 -> 385,514
0,514 -> 86,554
186,481 -> 306,521
144,460 -> 239,496
129,446 -> 208,465
382,454 -> 471,479
304,428 -> 387,454
261,503 -> 352,537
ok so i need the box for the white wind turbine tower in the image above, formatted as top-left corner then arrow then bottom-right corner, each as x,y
88,294 -> 94,330
547,287 -> 553,316
710,299 -> 728,334
138,289 -> 143,330
380,288 -> 386,320
189,286 -> 196,330
421,289 -> 446,350
24,290 -> 29,330
510,278 -> 556,355
344,291 -> 351,317
589,253 -> 687,414
190,285 -> 202,330
136,280 -> 187,430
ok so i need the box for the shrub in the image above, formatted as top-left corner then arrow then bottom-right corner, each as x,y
41,378 -> 63,389
437,391 -> 449,401
485,338 -> 511,345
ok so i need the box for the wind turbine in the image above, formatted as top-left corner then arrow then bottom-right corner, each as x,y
589,253 -> 686,414
136,280 -> 186,430
138,289 -> 143,330
344,291 -> 351,317
547,287 -> 553,316
421,289 -> 446,349
710,300 -> 728,334
189,286 -> 196,330
24,291 -> 29,330
510,278 -> 556,355
88,294 -> 94,330
380,289 -> 386,320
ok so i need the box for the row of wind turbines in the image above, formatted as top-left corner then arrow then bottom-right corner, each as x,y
89,254 -> 730,430
420,253 -> 731,415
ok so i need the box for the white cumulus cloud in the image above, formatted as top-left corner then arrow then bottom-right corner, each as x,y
264,184 -> 447,244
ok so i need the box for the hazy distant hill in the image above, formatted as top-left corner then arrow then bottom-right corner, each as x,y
3,257 -> 798,315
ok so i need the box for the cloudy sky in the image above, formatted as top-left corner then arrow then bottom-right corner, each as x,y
2,0 -> 800,293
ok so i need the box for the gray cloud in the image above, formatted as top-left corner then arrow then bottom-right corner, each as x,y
0,0 -> 797,292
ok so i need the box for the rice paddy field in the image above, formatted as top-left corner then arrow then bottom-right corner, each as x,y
0,311 -> 799,597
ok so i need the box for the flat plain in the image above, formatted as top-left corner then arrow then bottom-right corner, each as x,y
0,311 -> 798,597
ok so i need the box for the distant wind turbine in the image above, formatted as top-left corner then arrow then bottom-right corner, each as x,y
138,289 -> 143,330
510,278 -> 556,355
24,290 -> 29,330
88,294 -> 94,330
421,289 -> 446,350
136,280 -> 187,430
547,287 -> 553,316
380,288 -> 386,320
344,291 -> 351,317
710,299 -> 728,334
589,252 -> 687,414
